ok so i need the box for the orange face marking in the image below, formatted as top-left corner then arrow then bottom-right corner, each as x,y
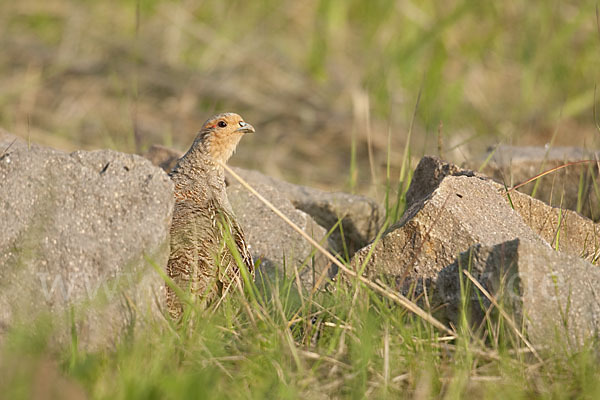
194,112 -> 254,163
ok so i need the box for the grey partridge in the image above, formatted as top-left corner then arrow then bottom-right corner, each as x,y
166,112 -> 254,319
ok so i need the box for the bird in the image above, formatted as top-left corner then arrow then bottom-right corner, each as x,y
166,112 -> 255,320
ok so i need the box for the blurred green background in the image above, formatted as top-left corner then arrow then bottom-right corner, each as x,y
1,0 -> 599,197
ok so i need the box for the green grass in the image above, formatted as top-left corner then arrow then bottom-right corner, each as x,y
2,262 -> 600,399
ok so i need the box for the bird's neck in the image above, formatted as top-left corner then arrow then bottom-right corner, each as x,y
170,145 -> 226,199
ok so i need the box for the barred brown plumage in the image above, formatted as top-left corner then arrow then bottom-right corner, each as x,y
166,112 -> 254,320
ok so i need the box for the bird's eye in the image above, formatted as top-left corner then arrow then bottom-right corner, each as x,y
217,120 -> 227,128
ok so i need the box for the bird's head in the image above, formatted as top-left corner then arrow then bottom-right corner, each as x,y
193,112 -> 255,164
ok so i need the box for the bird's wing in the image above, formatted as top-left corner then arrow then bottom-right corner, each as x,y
167,197 -> 223,317
168,198 -> 219,287
218,207 -> 254,277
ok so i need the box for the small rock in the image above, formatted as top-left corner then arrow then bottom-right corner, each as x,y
410,156 -> 600,263
405,155 -> 483,206
229,168 -> 383,258
227,175 -> 332,291
351,167 -> 545,292
435,239 -> 600,349
143,144 -> 181,173
467,145 -> 600,221
0,132 -> 173,350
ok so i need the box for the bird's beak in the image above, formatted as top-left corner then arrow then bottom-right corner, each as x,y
236,121 -> 255,134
